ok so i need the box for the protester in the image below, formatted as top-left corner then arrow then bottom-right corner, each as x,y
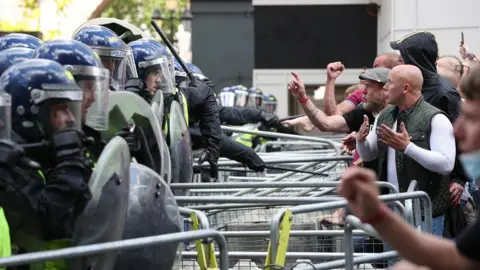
339,64 -> 480,270
356,65 -> 456,236
437,55 -> 463,90
323,53 -> 400,116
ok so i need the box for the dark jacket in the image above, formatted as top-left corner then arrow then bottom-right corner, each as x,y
180,79 -> 221,152
5,132 -> 91,241
394,31 -> 466,187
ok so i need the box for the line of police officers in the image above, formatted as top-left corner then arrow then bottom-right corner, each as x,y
0,18 -> 292,270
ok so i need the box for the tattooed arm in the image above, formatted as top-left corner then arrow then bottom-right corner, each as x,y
300,98 -> 351,133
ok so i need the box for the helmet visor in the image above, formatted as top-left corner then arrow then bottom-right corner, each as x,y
0,93 -> 12,139
219,92 -> 236,107
247,93 -> 263,108
124,48 -> 138,80
235,91 -> 248,107
141,57 -> 175,95
69,66 -> 110,131
263,100 -> 277,113
166,55 -> 176,85
93,47 -> 128,91
31,85 -> 83,134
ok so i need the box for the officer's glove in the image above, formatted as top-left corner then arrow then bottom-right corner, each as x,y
0,139 -> 40,170
50,128 -> 93,176
260,111 -> 280,128
116,127 -> 141,153
246,155 -> 266,172
198,143 -> 220,179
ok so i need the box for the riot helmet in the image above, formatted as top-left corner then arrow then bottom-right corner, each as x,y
0,47 -> 35,76
122,40 -> 138,80
247,87 -> 264,108
129,39 -> 175,99
0,59 -> 83,143
233,85 -> 248,107
73,25 -> 128,91
34,39 -> 110,131
263,93 -> 278,113
218,87 -> 236,107
139,38 -> 176,85
0,33 -> 42,51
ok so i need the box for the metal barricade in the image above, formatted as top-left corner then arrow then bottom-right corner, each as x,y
0,230 -> 229,270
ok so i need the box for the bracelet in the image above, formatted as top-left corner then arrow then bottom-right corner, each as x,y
298,97 -> 309,103
361,204 -> 388,225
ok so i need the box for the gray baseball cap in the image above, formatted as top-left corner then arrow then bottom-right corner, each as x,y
359,67 -> 391,84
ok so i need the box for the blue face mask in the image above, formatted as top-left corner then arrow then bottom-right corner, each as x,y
459,151 -> 480,182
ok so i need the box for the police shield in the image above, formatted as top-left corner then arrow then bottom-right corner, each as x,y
105,91 -> 164,175
151,91 -> 172,184
114,162 -> 183,270
70,136 -> 131,270
72,18 -> 148,44
168,100 -> 193,189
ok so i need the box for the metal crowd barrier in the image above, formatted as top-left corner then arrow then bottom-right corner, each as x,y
0,230 -> 229,269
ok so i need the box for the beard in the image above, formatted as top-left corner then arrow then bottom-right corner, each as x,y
363,99 -> 385,113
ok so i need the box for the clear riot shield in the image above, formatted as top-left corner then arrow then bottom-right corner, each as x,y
150,90 -> 171,184
113,163 -> 183,270
72,18 -> 148,44
168,100 -> 193,195
70,136 -> 131,270
104,91 -> 164,175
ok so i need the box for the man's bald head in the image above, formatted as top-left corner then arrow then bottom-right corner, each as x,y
384,65 -> 423,107
373,53 -> 401,69
392,64 -> 424,93
437,55 -> 463,89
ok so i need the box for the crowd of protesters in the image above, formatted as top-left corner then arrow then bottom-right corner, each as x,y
284,30 -> 480,269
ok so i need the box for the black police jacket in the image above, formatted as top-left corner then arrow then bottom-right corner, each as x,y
3,132 -> 91,240
179,79 -> 221,148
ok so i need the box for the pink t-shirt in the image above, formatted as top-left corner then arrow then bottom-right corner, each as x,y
345,88 -> 365,107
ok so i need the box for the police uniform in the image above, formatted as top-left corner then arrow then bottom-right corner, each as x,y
0,59 -> 93,270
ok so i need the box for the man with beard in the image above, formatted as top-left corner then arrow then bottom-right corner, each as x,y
287,67 -> 390,136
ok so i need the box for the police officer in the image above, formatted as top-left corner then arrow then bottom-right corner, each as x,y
247,87 -> 264,108
72,25 -> 129,92
33,39 -> 110,161
134,39 -> 221,178
0,59 -> 93,269
0,33 -> 42,51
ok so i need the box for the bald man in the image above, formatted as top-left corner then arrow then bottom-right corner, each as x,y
437,55 -> 463,89
356,64 -> 456,237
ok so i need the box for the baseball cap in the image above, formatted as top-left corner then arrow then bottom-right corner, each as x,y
359,67 -> 390,84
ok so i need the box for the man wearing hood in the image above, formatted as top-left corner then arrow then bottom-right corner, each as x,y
391,31 -> 467,237
390,31 -> 461,120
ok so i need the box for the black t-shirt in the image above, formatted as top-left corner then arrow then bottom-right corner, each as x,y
342,105 -> 376,132
456,218 -> 480,262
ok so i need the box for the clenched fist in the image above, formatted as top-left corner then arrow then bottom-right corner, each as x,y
327,62 -> 345,81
